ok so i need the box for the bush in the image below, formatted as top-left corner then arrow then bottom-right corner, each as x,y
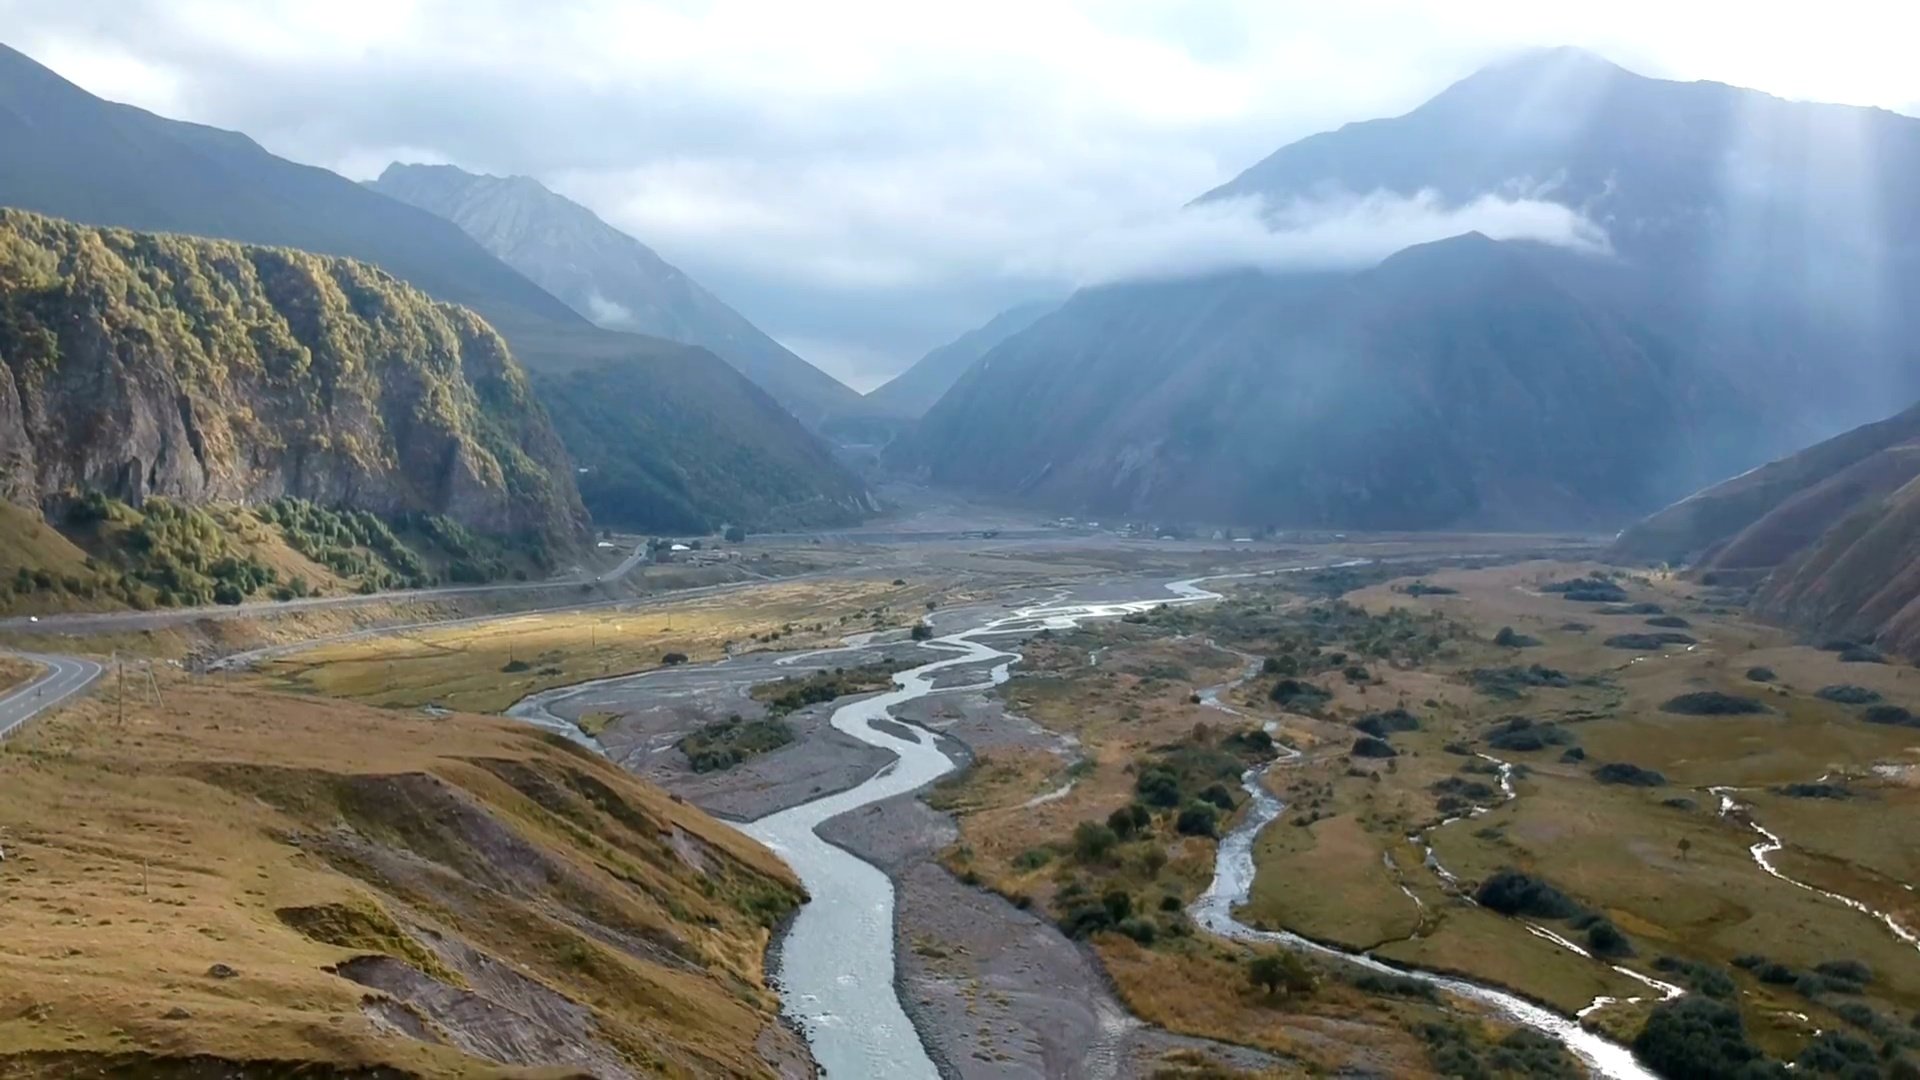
1269,678 -> 1331,711
1745,666 -> 1777,683
1631,997 -> 1779,1079
1136,767 -> 1183,808
1072,821 -> 1120,862
1863,704 -> 1918,727
678,717 -> 795,772
1838,646 -> 1886,664
1560,747 -> 1588,763
1774,782 -> 1851,799
1604,632 -> 1697,650
724,525 -> 747,543
1542,576 -> 1629,603
661,652 -> 689,666
1593,762 -> 1666,786
1662,691 -> 1767,715
1474,869 -> 1583,919
1597,602 -> 1665,615
1585,918 -> 1633,957
1646,614 -> 1692,628
1351,735 -> 1398,759
1247,950 -> 1314,997
501,658 -> 532,673
1468,664 -> 1573,699
1795,1032 -> 1877,1075
1654,956 -> 1737,999
1404,581 -> 1457,596
1814,959 -> 1874,987
1485,716 -> 1574,752
1493,626 -> 1542,648
1354,708 -> 1421,737
1198,783 -> 1236,810
1107,804 -> 1151,839
910,622 -> 934,641
1175,801 -> 1219,837
1816,684 -> 1882,705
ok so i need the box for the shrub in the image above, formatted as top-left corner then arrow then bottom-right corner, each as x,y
1795,1031 -> 1877,1075
1012,847 -> 1054,870
910,622 -> 934,641
1838,646 -> 1886,664
1631,998 -> 1777,1079
661,652 -> 689,666
1593,762 -> 1666,786
1072,821 -> 1120,862
1485,716 -> 1574,752
1774,782 -> 1851,799
501,658 -> 532,673
1107,804 -> 1149,839
1474,869 -> 1583,919
1745,666 -> 1777,683
1597,602 -> 1665,615
1814,959 -> 1874,987
1354,708 -> 1421,737
1862,704 -> 1918,727
1136,767 -> 1183,808
1816,685 -> 1882,705
1661,691 -> 1767,715
1270,678 -> 1331,711
1405,581 -> 1457,596
1585,918 -> 1633,957
1247,950 -> 1314,997
1468,664 -> 1573,699
1198,783 -> 1236,810
1542,576 -> 1629,603
724,525 -> 747,543
1654,955 -> 1737,999
677,717 -> 795,772
1646,614 -> 1692,628
1351,735 -> 1398,759
1175,801 -> 1219,838
1493,626 -> 1542,648
1560,747 -> 1588,763
1604,632 -> 1697,650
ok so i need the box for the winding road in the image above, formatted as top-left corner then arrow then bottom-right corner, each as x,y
0,651 -> 103,741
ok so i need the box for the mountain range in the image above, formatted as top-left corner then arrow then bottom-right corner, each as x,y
369,163 -> 868,428
893,48 -> 1920,531
864,299 -> 1057,418
1613,399 -> 1920,659
0,42 -> 870,534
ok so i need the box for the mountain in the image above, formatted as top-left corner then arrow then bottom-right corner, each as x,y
865,300 -> 1058,418
0,208 -> 586,546
370,163 -> 869,427
894,49 -> 1920,529
0,42 -> 872,532
895,234 -> 1743,529
1201,46 -> 1920,440
1612,402 -> 1920,660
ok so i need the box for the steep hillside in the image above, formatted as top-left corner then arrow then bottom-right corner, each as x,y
0,44 -> 871,533
864,299 -> 1058,418
0,209 -> 586,550
371,163 -> 868,427
1611,400 -> 1920,660
896,234 -> 1745,529
1200,46 -> 1920,445
0,676 -> 808,1077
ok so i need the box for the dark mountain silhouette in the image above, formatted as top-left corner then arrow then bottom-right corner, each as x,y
865,300 -> 1059,418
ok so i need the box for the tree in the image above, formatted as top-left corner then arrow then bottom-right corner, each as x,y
1676,837 -> 1693,862
1176,801 -> 1219,837
1248,950 -> 1314,997
724,525 -> 746,543
911,622 -> 934,641
662,652 -> 689,666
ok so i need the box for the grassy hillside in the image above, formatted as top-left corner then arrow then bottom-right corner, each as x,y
0,676 -> 807,1077
0,209 -> 587,552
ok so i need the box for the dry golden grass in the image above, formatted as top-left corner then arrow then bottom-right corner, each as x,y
0,502 -> 100,616
0,656 -> 38,693
1327,560 -> 1920,1052
259,577 -> 934,712
0,673 -> 803,1077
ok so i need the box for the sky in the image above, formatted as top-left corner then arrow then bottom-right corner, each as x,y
5,1 -> 1918,391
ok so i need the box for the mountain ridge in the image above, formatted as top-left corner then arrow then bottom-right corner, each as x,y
865,299 -> 1058,418
370,162 -> 870,428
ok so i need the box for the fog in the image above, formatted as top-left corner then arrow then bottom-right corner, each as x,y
1009,188 -> 1610,286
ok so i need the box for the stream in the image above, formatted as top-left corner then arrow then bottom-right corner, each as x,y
510,566 -> 1665,1078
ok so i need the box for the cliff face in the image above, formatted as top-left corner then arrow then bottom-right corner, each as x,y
0,209 -> 586,545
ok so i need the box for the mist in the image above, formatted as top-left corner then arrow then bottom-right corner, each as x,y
1009,188 -> 1611,287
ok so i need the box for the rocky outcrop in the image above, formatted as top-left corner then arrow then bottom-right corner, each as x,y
0,209 -> 587,545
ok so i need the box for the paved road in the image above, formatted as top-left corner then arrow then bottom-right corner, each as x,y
0,542 -> 648,638
0,652 -> 104,741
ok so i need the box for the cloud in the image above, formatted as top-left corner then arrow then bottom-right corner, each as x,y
3,0 -> 1916,379
581,290 -> 636,329
1008,189 -> 1611,286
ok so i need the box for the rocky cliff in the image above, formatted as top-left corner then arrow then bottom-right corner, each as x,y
0,209 -> 587,546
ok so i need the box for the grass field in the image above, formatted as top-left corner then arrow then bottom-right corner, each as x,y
0,656 -> 37,693
259,577 -> 936,712
0,671 -> 804,1076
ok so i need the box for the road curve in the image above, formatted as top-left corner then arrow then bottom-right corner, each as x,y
0,652 -> 105,741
